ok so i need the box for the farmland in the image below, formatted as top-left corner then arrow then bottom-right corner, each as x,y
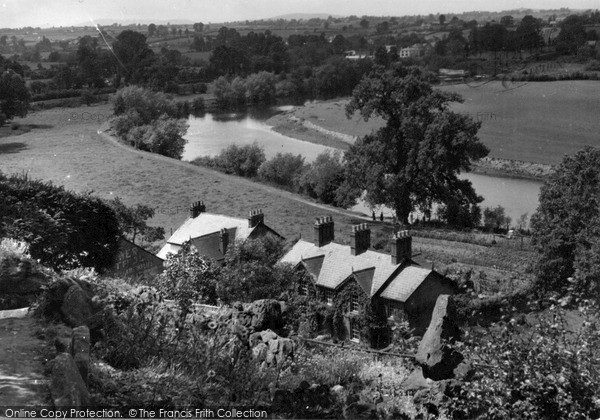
268,80 -> 600,166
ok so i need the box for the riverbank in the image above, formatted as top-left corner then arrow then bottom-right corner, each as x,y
266,106 -> 553,181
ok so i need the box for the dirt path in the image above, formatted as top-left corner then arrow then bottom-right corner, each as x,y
0,311 -> 51,406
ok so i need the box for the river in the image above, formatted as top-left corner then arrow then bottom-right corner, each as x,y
183,110 -> 543,227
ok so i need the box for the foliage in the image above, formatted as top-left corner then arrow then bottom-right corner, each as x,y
211,142 -> 266,177
298,149 -> 346,206
446,305 -> 600,419
532,146 -> 600,297
92,280 -> 275,407
218,235 -> 291,303
341,64 -> 488,223
111,86 -> 188,159
104,197 -> 165,245
483,205 -> 511,232
438,199 -> 482,229
155,242 -> 219,304
0,69 -> 30,120
0,171 -> 120,272
258,152 -> 307,189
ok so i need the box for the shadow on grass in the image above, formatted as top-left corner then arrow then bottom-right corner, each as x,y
27,124 -> 53,130
0,142 -> 28,154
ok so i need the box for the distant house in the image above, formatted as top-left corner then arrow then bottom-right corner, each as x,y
279,217 -> 455,340
106,237 -> 164,282
157,201 -> 283,262
399,44 -> 424,58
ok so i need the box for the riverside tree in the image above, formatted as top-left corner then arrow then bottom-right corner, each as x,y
531,146 -> 600,297
339,65 -> 489,224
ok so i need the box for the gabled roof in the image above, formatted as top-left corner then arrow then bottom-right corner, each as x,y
157,213 -> 272,260
279,239 -> 434,303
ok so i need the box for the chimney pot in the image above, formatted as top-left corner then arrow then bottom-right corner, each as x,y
313,215 -> 334,247
391,231 -> 412,264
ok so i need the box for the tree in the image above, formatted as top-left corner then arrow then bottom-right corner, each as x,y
193,22 -> 204,33
531,146 -> 600,296
341,65 -> 488,223
112,30 -> 155,86
299,149 -> 346,206
483,205 -> 511,231
244,71 -> 277,104
148,23 -> 157,37
147,115 -> 189,159
515,15 -> 543,52
155,241 -> 219,304
556,15 -> 587,55
0,69 -> 30,120
217,236 -> 292,303
258,152 -> 306,189
500,15 -> 514,27
439,15 -> 446,26
213,142 -> 266,177
105,197 -> 165,245
360,19 -> 370,29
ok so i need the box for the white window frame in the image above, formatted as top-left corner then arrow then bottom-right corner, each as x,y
350,319 -> 360,342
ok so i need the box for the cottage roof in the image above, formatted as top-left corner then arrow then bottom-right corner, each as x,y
280,239 -> 433,302
157,213 -> 258,260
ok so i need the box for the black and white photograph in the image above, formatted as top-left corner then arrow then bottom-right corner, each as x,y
1,0 -> 600,418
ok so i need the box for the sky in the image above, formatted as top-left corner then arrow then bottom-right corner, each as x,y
1,0 -> 599,28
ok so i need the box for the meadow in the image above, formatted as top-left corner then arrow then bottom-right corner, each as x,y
275,80 -> 600,165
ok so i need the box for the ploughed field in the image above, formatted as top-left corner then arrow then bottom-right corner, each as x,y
280,80 -> 600,165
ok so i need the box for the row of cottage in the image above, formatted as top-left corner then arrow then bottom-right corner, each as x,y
109,201 -> 455,340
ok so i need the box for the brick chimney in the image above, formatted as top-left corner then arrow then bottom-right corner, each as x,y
190,200 -> 206,218
248,209 -> 264,228
350,223 -> 370,256
313,216 -> 334,247
219,228 -> 229,255
391,230 -> 412,264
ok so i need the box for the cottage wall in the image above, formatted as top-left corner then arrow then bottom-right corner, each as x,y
107,238 -> 164,283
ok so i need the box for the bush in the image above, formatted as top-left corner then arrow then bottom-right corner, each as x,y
155,242 -> 219,304
447,305 -> 600,419
0,171 -> 120,271
298,149 -> 346,206
258,152 -> 307,189
212,142 -> 266,177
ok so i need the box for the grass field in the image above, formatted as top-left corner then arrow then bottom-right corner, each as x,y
278,80 -> 600,165
0,103 -> 535,290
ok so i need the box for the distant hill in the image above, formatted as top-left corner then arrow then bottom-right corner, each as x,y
267,13 -> 341,21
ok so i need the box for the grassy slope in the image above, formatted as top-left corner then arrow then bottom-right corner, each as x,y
278,80 -> 600,165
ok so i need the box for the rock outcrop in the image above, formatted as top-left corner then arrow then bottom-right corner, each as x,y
415,294 -> 463,380
50,353 -> 90,407
249,329 -> 296,367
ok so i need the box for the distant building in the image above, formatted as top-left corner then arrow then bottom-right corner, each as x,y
399,45 -> 424,58
541,26 -> 561,45
157,201 -> 283,262
280,217 -> 455,340
106,237 -> 164,283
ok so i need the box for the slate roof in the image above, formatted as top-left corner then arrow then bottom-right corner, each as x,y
280,239 -> 434,303
157,213 -> 260,260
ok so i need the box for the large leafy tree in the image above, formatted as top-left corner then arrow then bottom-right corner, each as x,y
112,30 -> 156,86
105,197 -> 165,245
531,146 -> 600,297
340,65 -> 489,223
0,69 -> 30,120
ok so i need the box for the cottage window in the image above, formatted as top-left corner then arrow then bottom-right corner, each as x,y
351,294 -> 360,313
299,283 -> 309,296
350,319 -> 360,342
323,288 -> 334,305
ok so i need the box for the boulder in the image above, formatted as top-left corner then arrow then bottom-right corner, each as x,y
53,325 -> 73,353
416,294 -> 463,380
249,299 -> 282,331
252,342 -> 268,362
51,353 -> 90,407
0,254 -> 52,309
248,331 -> 263,348
42,278 -> 102,330
403,367 -> 433,391
71,326 -> 91,385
